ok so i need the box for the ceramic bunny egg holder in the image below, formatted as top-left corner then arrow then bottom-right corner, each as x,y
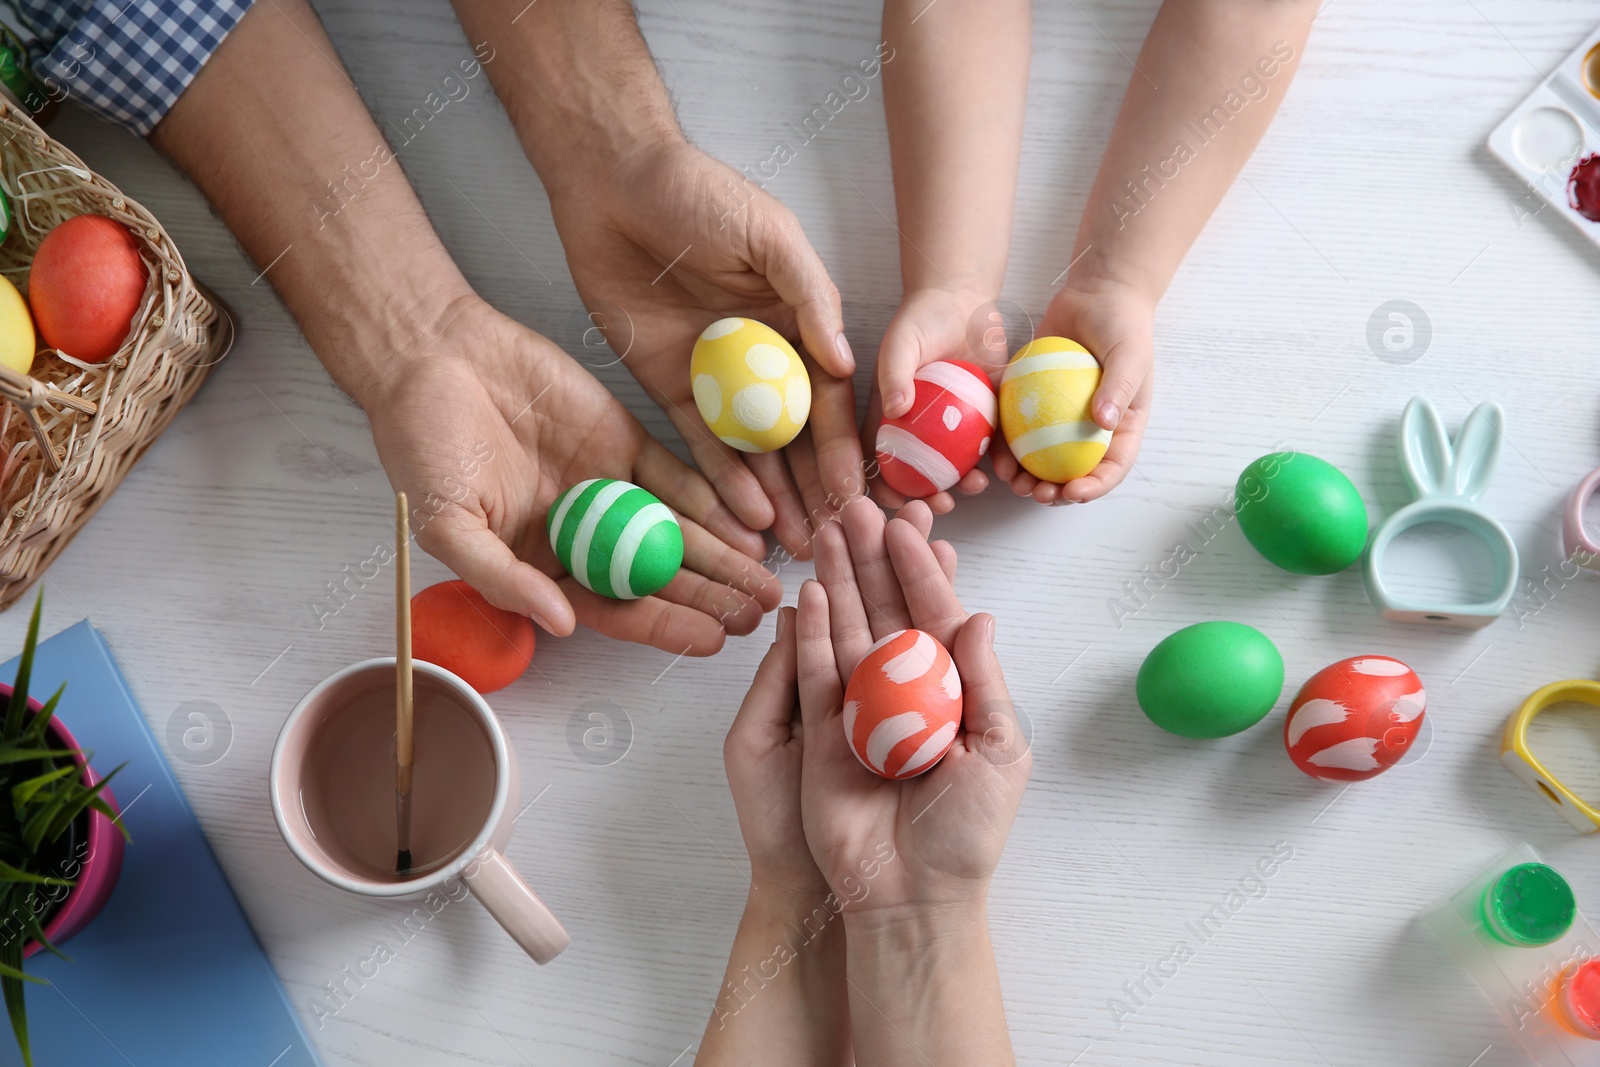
1563,465 -> 1600,572
1362,397 -> 1519,629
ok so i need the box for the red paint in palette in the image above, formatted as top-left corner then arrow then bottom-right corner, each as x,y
1567,154 -> 1600,222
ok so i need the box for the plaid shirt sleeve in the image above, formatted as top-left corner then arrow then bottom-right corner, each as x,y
12,0 -> 255,137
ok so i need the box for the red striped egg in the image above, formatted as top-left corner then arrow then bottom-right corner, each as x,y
875,360 -> 997,497
843,629 -> 963,780
1284,656 -> 1425,782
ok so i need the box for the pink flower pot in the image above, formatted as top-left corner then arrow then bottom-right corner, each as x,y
0,684 -> 125,957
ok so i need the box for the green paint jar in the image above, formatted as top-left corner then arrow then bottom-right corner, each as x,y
1482,862 -> 1576,947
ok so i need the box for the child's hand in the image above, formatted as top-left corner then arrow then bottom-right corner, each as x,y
991,278 -> 1154,505
865,287 -> 1007,514
797,498 -> 1031,916
722,607 -> 832,903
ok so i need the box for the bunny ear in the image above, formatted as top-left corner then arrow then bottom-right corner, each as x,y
1448,402 -> 1505,502
1398,397 -> 1452,498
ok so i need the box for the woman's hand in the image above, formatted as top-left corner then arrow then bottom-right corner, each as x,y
795,498 -> 1030,914
365,296 -> 781,655
790,496 -> 1025,1065
724,607 -> 831,901
701,607 -> 852,1064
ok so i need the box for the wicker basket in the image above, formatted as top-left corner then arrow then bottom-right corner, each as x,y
0,99 -> 233,609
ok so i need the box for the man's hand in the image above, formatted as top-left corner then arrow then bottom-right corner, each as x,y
548,137 -> 860,558
367,296 -> 780,655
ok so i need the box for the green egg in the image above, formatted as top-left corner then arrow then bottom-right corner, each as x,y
545,477 -> 683,600
1137,621 -> 1284,739
1235,452 -> 1368,575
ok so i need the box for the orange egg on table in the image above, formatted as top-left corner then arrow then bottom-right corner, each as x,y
28,215 -> 148,364
843,629 -> 962,780
410,580 -> 535,695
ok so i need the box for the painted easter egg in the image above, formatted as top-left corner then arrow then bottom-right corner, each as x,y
843,629 -> 963,780
1236,452 -> 1368,575
1284,655 -> 1425,781
1137,621 -> 1284,739
999,336 -> 1111,483
875,359 -> 997,497
411,579 -> 536,694
545,478 -> 683,600
690,317 -> 811,452
0,276 -> 33,374
29,215 -> 147,363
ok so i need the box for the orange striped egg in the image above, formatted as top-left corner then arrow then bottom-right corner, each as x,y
843,629 -> 963,780
1284,655 -> 1425,782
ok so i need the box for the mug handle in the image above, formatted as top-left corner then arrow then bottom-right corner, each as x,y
464,849 -> 570,964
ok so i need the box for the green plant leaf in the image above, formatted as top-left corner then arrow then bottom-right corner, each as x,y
0,750 -> 75,766
0,859 -> 68,887
20,685 -> 63,746
10,765 -> 73,807
1,934 -> 31,1067
3,591 -> 42,741
24,917 -> 64,964
86,794 -> 130,843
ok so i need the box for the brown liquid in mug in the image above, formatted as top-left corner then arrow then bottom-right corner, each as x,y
299,677 -> 496,884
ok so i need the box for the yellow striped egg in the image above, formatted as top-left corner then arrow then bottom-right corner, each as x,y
690,317 -> 810,452
999,336 -> 1110,482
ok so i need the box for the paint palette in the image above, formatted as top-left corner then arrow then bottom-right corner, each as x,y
1490,28 -> 1600,244
1421,844 -> 1600,1063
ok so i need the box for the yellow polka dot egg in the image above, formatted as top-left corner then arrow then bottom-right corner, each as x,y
999,336 -> 1110,483
690,318 -> 811,453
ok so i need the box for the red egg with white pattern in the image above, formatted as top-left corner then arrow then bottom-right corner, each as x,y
1284,655 -> 1426,782
875,360 -> 997,498
843,628 -> 963,780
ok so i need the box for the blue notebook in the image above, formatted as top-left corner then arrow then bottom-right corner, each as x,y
0,620 -> 320,1067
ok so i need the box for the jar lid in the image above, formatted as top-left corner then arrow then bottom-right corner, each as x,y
1562,959 -> 1600,1039
1483,862 -> 1576,947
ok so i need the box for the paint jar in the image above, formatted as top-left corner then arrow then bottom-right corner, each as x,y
1559,959 -> 1600,1039
1482,862 -> 1576,947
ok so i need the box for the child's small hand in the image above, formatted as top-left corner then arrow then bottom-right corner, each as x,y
991,278 -> 1154,505
866,286 -> 1008,514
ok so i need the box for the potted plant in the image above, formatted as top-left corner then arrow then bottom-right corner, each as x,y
0,591 -> 126,1066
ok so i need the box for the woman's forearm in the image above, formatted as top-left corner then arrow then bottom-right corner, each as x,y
881,0 -> 1030,297
150,0 -> 471,409
698,887 -> 852,1066
843,901 -> 1014,1066
1070,0 -> 1318,299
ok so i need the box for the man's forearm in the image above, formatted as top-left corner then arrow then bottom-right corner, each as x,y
882,0 -> 1029,297
150,0 -> 472,409
1070,0 -> 1317,299
843,902 -> 1014,1066
450,0 -> 682,200
698,887 -> 852,1066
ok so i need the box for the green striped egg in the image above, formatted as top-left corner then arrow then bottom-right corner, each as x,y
545,478 -> 683,600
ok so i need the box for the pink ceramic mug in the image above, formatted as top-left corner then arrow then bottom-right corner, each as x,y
270,658 -> 569,964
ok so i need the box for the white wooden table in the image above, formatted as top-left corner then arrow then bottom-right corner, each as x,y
13,0 -> 1600,1062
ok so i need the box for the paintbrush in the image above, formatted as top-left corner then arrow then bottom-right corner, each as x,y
395,492 -> 414,874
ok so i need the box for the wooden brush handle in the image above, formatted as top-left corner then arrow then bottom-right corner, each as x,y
396,491 -> 414,790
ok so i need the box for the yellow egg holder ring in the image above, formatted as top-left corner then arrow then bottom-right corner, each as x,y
1502,680 -> 1600,833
